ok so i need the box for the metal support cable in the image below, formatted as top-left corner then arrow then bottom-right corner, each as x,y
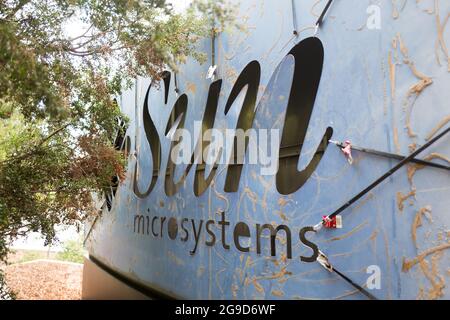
316,0 -> 334,28
314,127 -> 450,231
329,140 -> 450,171
316,251 -> 377,300
291,0 -> 299,35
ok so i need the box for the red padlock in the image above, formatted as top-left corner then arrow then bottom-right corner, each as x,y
322,215 -> 343,229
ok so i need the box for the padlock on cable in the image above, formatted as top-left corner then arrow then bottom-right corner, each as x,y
341,140 -> 353,165
322,215 -> 343,229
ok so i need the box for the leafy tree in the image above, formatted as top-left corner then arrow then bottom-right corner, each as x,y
57,239 -> 85,264
0,272 -> 15,300
0,0 -> 235,298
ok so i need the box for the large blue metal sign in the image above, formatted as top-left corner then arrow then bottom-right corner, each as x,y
86,0 -> 450,299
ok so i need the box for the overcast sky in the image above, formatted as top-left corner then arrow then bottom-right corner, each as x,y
172,0 -> 192,13
65,0 -> 193,40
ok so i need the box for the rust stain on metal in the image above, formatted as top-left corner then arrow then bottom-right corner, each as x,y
402,242 -> 450,272
426,115 -> 450,140
350,193 -> 375,216
255,266 -> 292,282
393,126 -> 401,154
381,58 -> 389,115
231,283 -> 239,299
252,278 -> 265,293
328,221 -> 369,242
388,51 -> 396,103
396,188 -> 416,212
275,210 -> 288,222
258,174 -> 272,211
212,180 -> 230,212
435,0 -> 450,71
370,229 -> 379,242
418,252 -> 445,300
197,266 -> 205,278
278,197 -> 289,207
272,252 -> 288,267
405,62 -> 433,98
271,290 -> 284,297
186,82 -> 197,94
407,153 -> 450,184
243,187 -> 258,212
411,206 -> 433,249
393,33 -> 433,137
392,1 -> 399,19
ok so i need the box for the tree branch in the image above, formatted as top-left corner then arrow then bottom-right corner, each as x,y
0,123 -> 72,166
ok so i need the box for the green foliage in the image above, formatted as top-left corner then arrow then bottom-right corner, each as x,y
0,0 -> 236,296
16,250 -> 43,263
0,111 -> 121,247
0,272 -> 15,300
57,239 -> 85,264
